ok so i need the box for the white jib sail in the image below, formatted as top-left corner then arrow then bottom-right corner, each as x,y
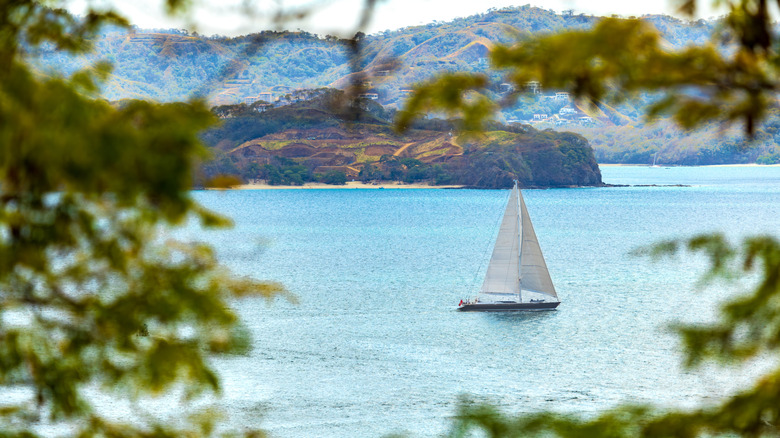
518,189 -> 558,299
480,183 -> 558,301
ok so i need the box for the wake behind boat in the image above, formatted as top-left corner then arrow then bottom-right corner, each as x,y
458,181 -> 560,312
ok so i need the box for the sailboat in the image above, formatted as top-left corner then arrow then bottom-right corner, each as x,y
458,181 -> 560,311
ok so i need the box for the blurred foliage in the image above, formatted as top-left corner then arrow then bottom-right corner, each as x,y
0,1 -> 285,436
395,73 -> 494,132
204,174 -> 244,189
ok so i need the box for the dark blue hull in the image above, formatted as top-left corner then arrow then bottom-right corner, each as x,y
458,301 -> 560,311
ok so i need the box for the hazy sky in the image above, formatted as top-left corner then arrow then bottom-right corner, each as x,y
73,0 -> 727,36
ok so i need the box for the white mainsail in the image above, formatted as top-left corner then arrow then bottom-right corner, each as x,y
480,185 -> 520,296
479,182 -> 558,301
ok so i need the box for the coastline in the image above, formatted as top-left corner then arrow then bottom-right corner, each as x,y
213,163 -> 780,190
230,181 -> 465,190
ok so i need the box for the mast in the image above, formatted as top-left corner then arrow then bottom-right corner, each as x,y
515,181 -> 523,303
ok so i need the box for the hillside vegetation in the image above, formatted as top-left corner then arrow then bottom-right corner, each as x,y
35,7 -> 715,106
199,89 -> 602,188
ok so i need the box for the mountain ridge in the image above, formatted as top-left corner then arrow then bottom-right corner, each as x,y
35,6 -> 716,107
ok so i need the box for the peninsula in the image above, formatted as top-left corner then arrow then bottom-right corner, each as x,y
199,89 -> 602,189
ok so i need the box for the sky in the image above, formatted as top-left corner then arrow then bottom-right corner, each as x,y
70,0 -> 727,37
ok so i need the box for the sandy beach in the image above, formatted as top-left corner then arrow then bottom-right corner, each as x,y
232,181 -> 464,190
216,164 -> 780,190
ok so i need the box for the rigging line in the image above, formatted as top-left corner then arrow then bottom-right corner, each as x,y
471,189 -> 510,294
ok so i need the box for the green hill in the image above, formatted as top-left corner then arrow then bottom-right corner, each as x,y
199,89 -> 602,188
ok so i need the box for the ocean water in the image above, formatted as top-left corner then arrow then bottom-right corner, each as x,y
185,165 -> 780,437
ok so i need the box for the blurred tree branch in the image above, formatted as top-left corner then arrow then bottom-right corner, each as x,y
0,1 -> 288,436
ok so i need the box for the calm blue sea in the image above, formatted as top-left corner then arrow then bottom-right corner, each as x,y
187,165 -> 780,437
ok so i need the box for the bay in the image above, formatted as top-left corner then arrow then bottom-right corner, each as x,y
186,165 -> 780,437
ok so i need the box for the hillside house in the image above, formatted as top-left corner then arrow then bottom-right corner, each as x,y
524,81 -> 542,94
244,92 -> 275,105
559,107 -> 576,116
499,83 -> 515,94
533,114 -> 548,121
555,92 -> 570,102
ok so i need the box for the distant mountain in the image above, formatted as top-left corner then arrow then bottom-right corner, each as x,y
33,6 -> 716,107
564,118 -> 780,165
